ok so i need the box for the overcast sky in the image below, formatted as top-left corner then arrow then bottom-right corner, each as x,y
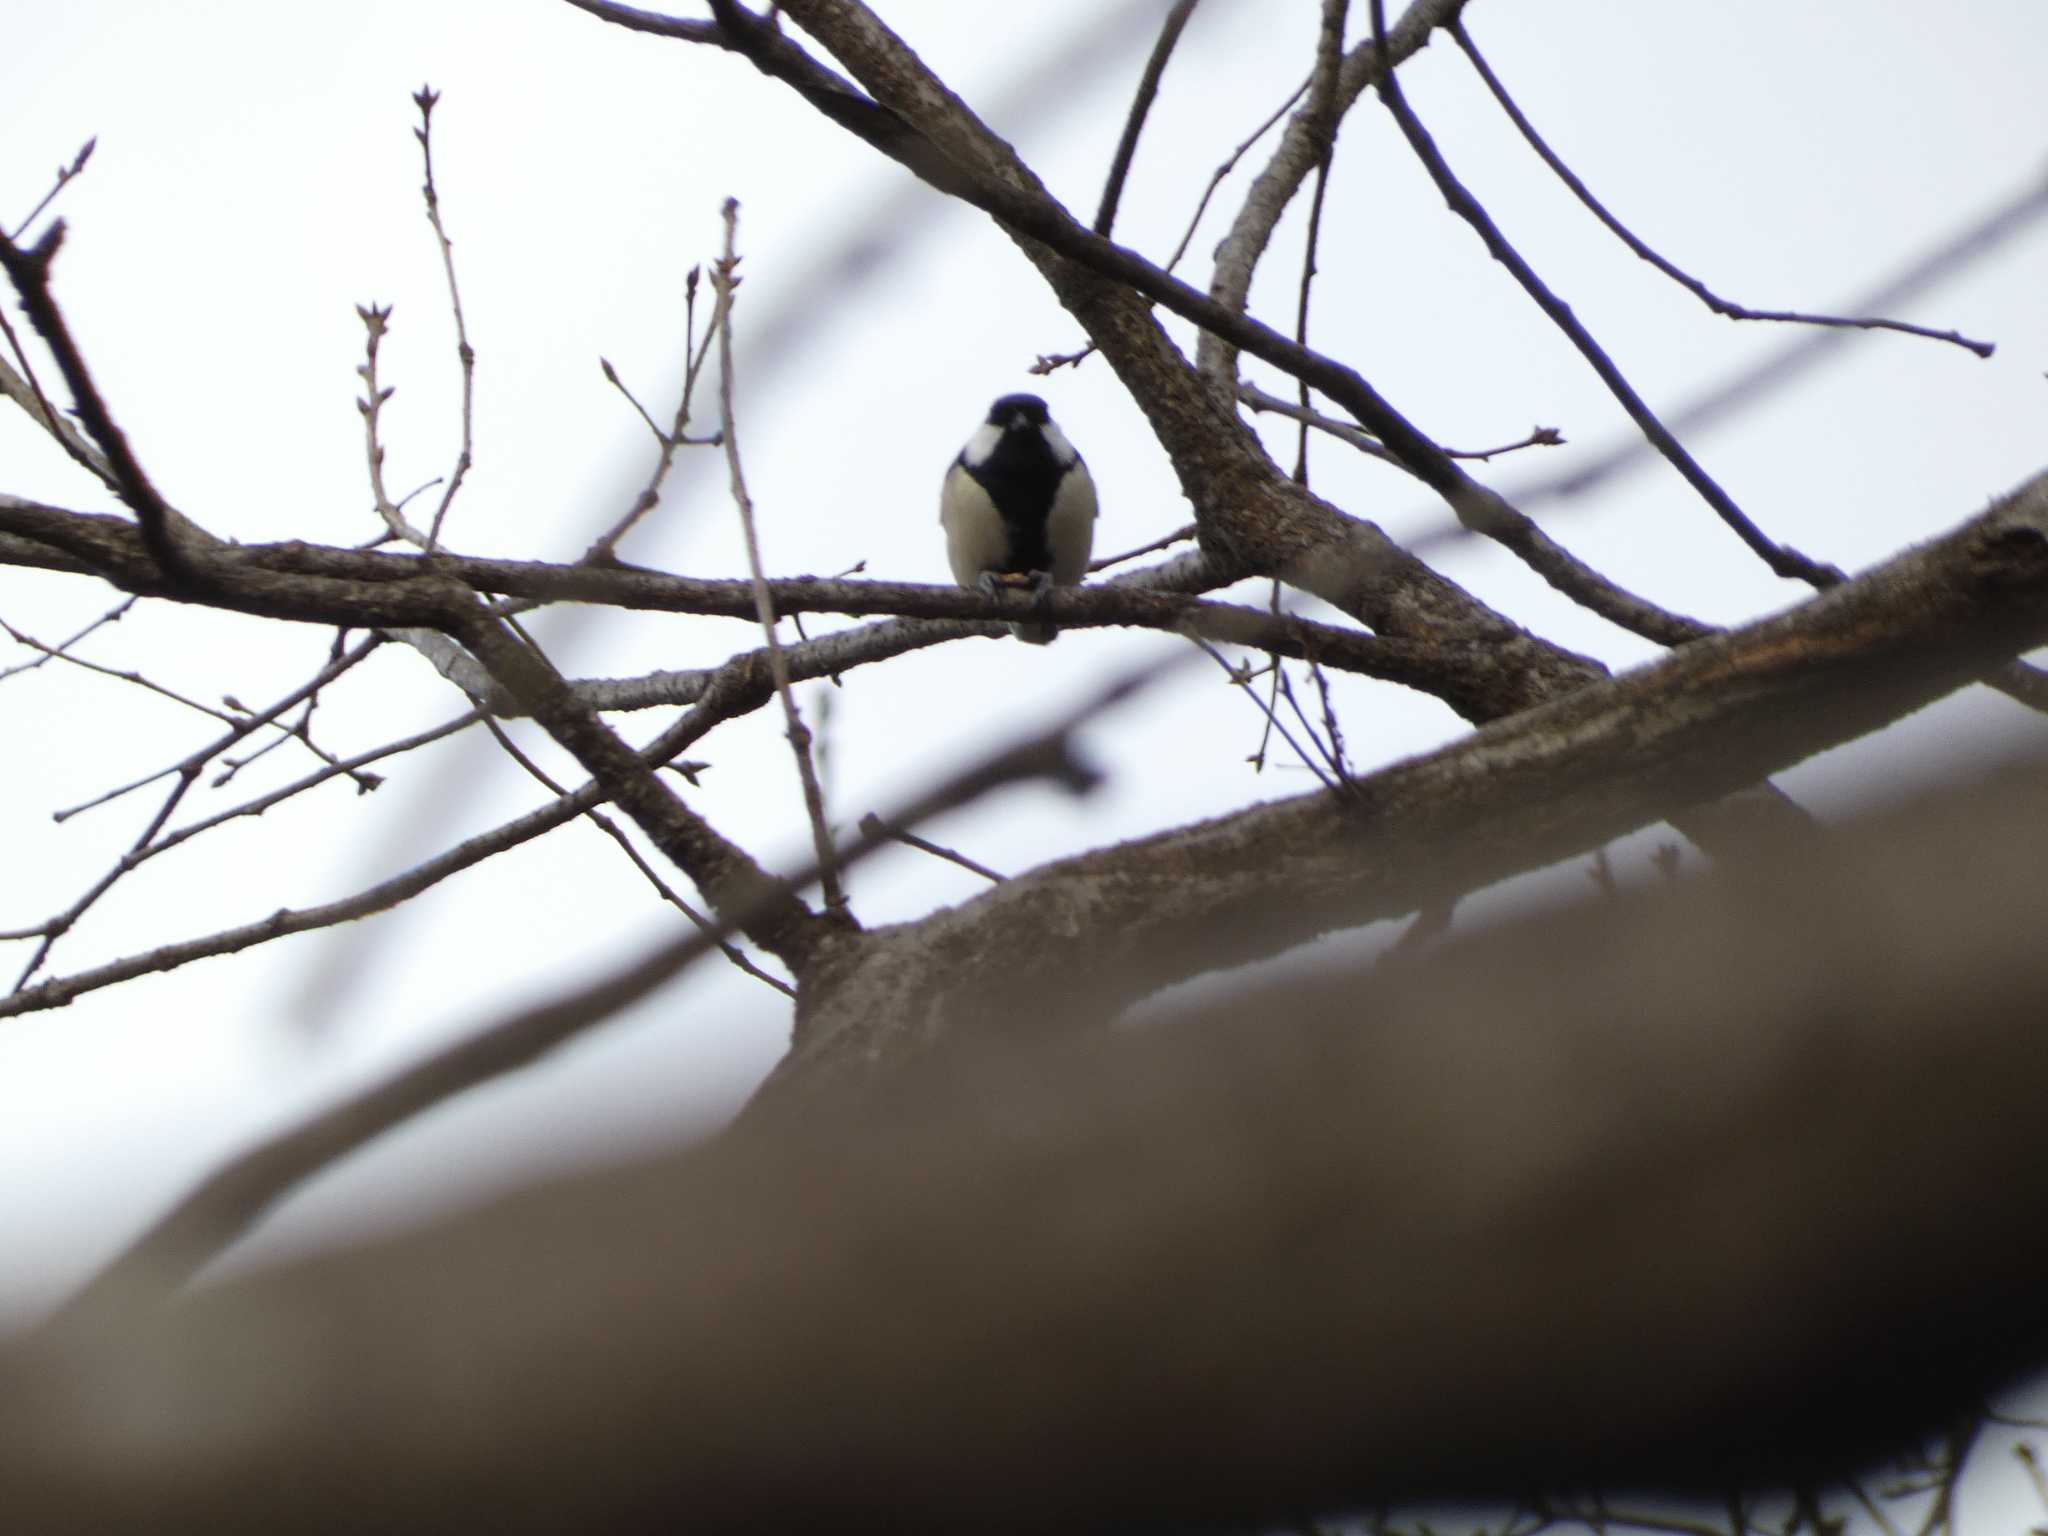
3,0 -> 2045,1397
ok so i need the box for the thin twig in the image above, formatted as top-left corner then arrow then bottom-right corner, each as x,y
1031,66 -> 1311,378
0,595 -> 135,684
715,198 -> 847,914
12,639 -> 390,985
0,614 -> 238,723
152,711 -> 479,860
1193,637 -> 1340,792
1305,656 -> 1351,779
1516,162 -> 2048,514
1166,72 -> 1313,273
1086,521 -> 1197,572
1242,381 -> 1567,466
1293,153 -> 1333,484
0,708 -> 474,954
51,637 -> 386,823
355,303 -> 430,546
1446,425 -> 1567,461
1093,0 -> 1200,237
478,714 -> 794,998
0,657 -> 764,1020
8,137 -> 97,240
1368,0 -> 1843,590
1451,21 -> 1994,360
69,655 -> 1169,1307
413,87 -> 477,552
857,811 -> 1005,884
1250,590 -> 1283,772
587,264 -> 725,562
1239,381 -> 1395,466
1291,0 -> 1349,484
1275,660 -> 1348,782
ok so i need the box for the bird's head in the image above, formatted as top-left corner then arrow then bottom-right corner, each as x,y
987,393 -> 1051,432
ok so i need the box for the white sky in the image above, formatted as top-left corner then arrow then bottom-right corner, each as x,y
3,11 -> 2047,1490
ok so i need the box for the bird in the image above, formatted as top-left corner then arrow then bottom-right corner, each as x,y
940,392 -> 1097,644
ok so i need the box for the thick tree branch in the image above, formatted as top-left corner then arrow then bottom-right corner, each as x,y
0,497 -> 1504,711
448,604 -> 825,972
755,469 -> 2048,1104
0,224 -> 200,580
9,760 -> 2048,1531
579,0 -> 1815,867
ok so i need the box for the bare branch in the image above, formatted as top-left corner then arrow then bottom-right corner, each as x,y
1198,0 -> 1471,394
18,762 -> 2048,1528
1092,0 -> 1200,238
1194,639 -> 1343,793
7,637 -> 389,987
49,636 -> 385,823
760,469 -> 2048,1100
0,613 -> 229,722
476,712 -> 794,999
0,497 -> 1502,712
448,602 -> 824,970
1086,522 -> 1197,573
1450,21 -> 1995,359
1367,0 -> 1842,589
0,657 -> 771,1020
586,264 -> 722,563
0,222 -> 201,579
0,595 -> 134,683
411,87 -> 478,551
1240,383 -> 1565,466
856,812 -> 1006,885
7,135 -> 96,240
70,657 -> 1159,1307
0,337 -> 118,490
354,303 -> 430,546
714,198 -> 847,914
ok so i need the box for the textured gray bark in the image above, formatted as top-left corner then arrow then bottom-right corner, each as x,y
760,468 -> 2048,1107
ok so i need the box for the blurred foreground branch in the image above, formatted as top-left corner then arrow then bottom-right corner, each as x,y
6,758 -> 2048,1531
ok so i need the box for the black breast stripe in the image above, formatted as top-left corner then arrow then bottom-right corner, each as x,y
962,435 -> 1064,575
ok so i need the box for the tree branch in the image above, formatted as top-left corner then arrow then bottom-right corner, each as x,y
756,468 -> 2048,1104
1091,0 -> 1200,238
68,659 -> 1155,1308
13,758 -> 2048,1530
1367,0 -> 1841,588
1449,19 -> 1994,359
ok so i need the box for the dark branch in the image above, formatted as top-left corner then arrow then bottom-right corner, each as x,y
0,223 -> 196,582
1450,19 -> 1995,360
1366,0 -> 1843,589
1092,0 -> 1200,237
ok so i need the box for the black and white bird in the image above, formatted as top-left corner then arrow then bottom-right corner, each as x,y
940,392 -> 1097,644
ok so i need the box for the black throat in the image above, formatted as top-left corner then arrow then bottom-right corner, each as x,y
963,430 -> 1064,574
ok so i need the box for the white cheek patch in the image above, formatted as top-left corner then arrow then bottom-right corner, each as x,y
1040,421 -> 1080,467
960,422 -> 1003,468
